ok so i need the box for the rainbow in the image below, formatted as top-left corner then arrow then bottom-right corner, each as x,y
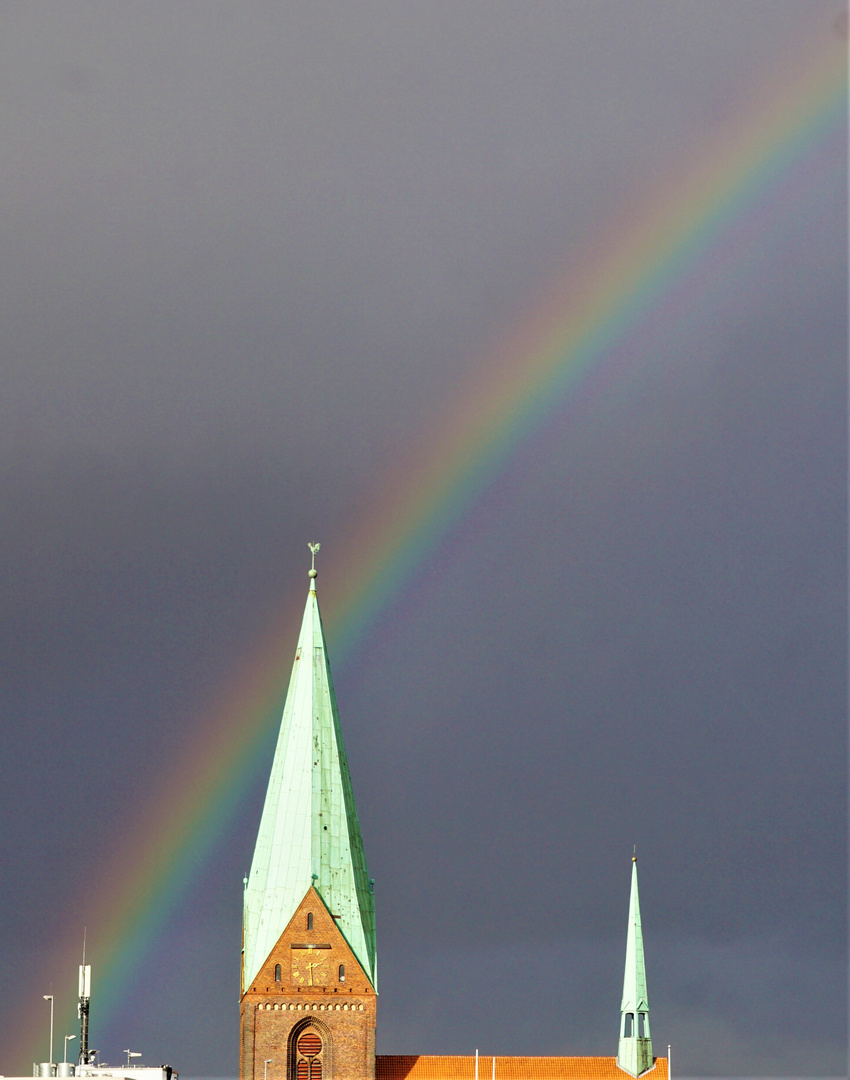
12,27 -> 846,1070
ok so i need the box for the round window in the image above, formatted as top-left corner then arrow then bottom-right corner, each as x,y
298,1033 -> 322,1058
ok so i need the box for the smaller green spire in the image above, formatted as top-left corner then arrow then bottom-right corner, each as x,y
617,854 -> 653,1076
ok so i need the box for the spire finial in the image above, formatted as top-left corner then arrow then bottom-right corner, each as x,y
308,542 -> 320,581
633,844 -> 637,862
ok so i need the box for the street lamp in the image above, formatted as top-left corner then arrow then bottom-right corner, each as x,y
264,1059 -> 274,1080
64,1035 -> 77,1064
43,995 -> 54,1064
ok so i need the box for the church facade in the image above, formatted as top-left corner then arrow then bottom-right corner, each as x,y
239,556 -> 664,1080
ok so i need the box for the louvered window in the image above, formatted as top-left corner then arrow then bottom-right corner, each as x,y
296,1032 -> 323,1080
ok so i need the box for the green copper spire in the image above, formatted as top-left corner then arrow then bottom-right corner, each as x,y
242,548 -> 376,990
617,854 -> 653,1076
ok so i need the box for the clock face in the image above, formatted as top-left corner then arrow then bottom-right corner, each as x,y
291,952 -> 330,987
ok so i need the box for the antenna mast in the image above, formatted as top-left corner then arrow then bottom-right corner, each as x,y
78,930 -> 91,1065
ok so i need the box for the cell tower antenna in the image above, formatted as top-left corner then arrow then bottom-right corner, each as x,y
78,931 -> 92,1065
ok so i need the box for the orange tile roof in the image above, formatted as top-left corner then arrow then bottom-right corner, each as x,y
376,1057 -> 668,1080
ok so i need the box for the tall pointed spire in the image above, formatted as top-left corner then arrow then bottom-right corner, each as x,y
242,548 -> 376,991
617,854 -> 653,1076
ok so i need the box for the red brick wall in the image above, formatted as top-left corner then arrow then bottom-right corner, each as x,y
240,887 -> 376,1080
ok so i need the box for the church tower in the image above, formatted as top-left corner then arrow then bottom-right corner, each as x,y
240,548 -> 377,1080
617,855 -> 653,1077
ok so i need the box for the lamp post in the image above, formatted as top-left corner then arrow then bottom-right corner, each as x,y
264,1059 -> 274,1080
43,995 -> 54,1064
64,1035 -> 77,1064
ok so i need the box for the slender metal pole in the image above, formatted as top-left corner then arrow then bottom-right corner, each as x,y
264,1058 -> 274,1080
475,1050 -> 478,1080
43,996 -> 54,1064
79,998 -> 90,1065
492,1056 -> 495,1080
667,1045 -> 671,1080
64,1035 -> 76,1064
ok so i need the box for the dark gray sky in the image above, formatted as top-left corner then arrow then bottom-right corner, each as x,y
0,3 -> 846,1077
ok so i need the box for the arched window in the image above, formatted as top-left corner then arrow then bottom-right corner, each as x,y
307,912 -> 314,931
338,964 -> 345,983
624,1013 -> 634,1038
274,964 -> 281,982
296,1031 -> 322,1080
